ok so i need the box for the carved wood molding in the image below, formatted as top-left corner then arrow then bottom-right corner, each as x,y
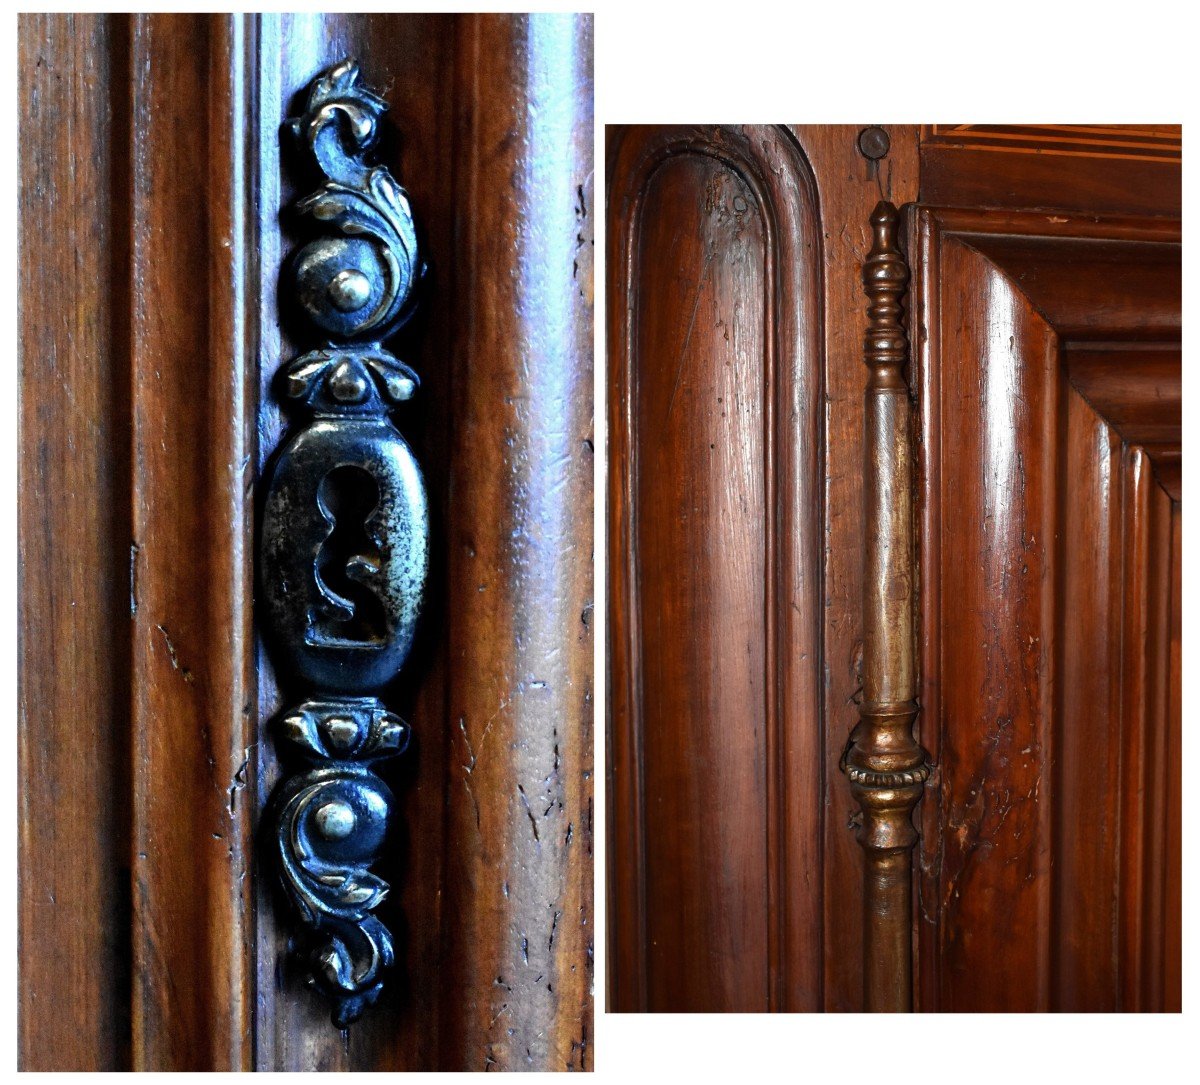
921,124 -> 1181,162
910,205 -> 1181,1010
841,201 -> 929,1012
607,125 -> 825,1011
921,206 -> 1182,498
919,128 -> 1181,217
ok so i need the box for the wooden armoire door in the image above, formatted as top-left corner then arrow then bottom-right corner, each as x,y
607,125 -> 923,1012
911,127 -> 1181,1012
19,13 -> 593,1070
606,124 -> 1181,1013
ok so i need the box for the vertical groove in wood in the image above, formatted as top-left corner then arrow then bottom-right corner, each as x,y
1117,447 -> 1151,1011
912,207 -> 943,1015
1034,330 -> 1060,1012
18,12 -> 133,1070
769,126 -> 828,1014
843,201 -> 928,1013
764,167 -> 781,1014
605,126 -> 648,1014
128,13 -> 256,1069
1138,472 -> 1172,1008
1162,502 -> 1182,1010
1115,445 -> 1178,1011
1051,390 -> 1123,1010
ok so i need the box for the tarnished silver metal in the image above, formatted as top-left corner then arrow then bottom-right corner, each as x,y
262,421 -> 427,692
286,59 -> 422,340
259,58 -> 428,1027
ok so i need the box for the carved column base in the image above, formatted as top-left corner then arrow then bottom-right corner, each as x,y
844,701 -> 929,1012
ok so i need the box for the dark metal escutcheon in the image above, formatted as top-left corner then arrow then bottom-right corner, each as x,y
258,57 -> 428,1027
261,417 -> 428,693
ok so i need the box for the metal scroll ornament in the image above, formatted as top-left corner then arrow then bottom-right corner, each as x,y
260,59 -> 428,1027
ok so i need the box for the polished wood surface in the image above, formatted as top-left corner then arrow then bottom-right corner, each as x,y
19,12 -> 592,1069
608,124 -> 1179,1014
20,14 -> 260,1069
608,124 -> 824,1012
911,206 -> 1181,1011
433,13 -> 594,1072
19,13 -> 134,1070
127,15 -> 257,1068
607,125 -> 920,1012
920,124 -> 1182,216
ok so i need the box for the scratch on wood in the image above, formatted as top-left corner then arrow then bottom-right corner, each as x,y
155,623 -> 195,683
664,248 -> 717,423
130,541 -> 140,615
517,784 -> 540,842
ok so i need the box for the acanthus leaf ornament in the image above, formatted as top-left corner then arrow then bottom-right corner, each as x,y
260,59 -> 428,1028
287,58 -> 423,341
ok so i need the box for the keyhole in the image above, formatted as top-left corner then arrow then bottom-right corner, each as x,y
307,464 -> 388,648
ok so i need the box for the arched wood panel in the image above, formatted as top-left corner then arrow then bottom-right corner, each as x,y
608,125 -> 824,1012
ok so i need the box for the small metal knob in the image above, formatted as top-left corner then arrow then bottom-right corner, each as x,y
315,801 -> 357,840
858,126 -> 890,161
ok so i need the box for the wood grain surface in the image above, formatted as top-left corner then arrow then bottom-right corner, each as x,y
19,13 -> 134,1071
19,12 -> 593,1069
606,125 -> 921,1012
607,126 -> 1179,1015
912,206 -> 1181,1011
127,14 -> 258,1068
920,123 -> 1182,216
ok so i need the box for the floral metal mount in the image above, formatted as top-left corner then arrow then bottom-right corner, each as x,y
259,59 -> 428,1027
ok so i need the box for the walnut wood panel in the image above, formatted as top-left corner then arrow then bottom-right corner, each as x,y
19,13 -> 259,1070
19,12 -> 591,1070
912,206 -> 1181,1011
608,124 -> 920,1014
623,145 -> 776,1012
434,13 -> 593,1072
18,13 -> 133,1070
127,14 -> 258,1068
609,124 -> 819,1012
256,12 -> 594,1071
920,124 -> 1182,217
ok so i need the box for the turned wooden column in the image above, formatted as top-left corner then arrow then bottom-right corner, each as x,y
843,201 -> 929,1012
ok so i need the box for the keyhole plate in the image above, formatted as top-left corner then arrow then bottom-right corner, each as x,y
309,464 -> 389,648
261,416 -> 429,693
